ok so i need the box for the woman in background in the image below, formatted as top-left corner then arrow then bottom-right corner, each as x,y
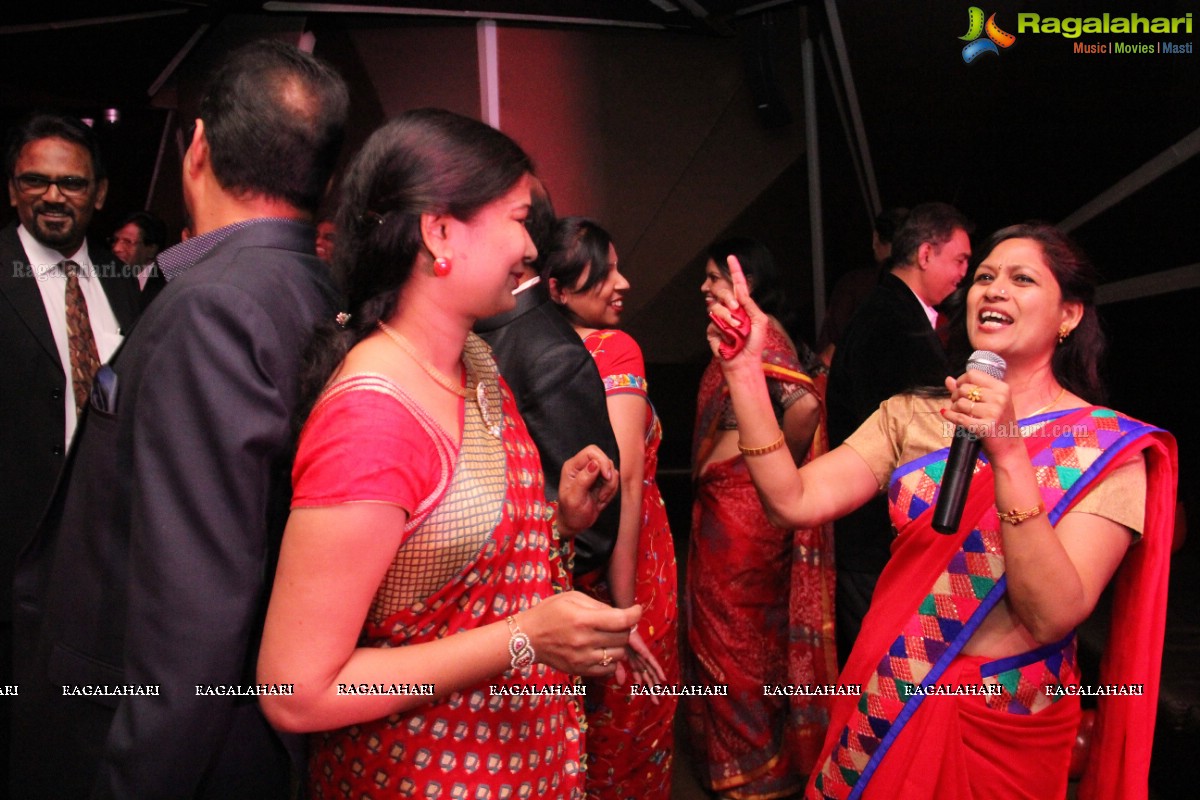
257,110 -> 641,799
545,217 -> 678,799
687,237 -> 836,798
709,223 -> 1175,800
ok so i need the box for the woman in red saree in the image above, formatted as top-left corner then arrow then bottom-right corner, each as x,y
709,223 -> 1175,800
687,237 -> 837,798
545,217 -> 678,799
256,110 -> 643,799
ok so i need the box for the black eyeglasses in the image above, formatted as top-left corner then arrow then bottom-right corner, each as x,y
13,173 -> 91,197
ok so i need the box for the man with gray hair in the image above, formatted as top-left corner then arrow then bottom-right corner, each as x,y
14,40 -> 349,798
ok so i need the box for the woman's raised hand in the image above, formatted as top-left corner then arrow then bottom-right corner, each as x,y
557,445 -> 619,537
706,255 -> 767,368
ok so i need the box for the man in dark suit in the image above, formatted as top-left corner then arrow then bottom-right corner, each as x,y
474,178 -> 620,578
109,209 -> 168,307
825,201 -> 972,665
0,112 -> 142,788
13,41 -> 349,798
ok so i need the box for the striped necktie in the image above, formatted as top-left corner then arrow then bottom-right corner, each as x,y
62,260 -> 101,416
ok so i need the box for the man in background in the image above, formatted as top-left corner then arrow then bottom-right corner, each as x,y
825,201 -> 972,665
0,112 -> 141,790
13,40 -> 349,798
110,209 -> 168,303
816,206 -> 909,365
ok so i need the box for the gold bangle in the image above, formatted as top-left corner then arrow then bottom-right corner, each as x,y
738,432 -> 786,457
997,502 -> 1045,526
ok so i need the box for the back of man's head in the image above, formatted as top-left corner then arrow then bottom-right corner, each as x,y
5,112 -> 105,183
890,202 -> 972,268
198,39 -> 349,214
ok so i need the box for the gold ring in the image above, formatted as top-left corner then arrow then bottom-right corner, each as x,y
600,648 -> 612,667
966,388 -> 983,403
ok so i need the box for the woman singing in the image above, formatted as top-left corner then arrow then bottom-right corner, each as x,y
687,237 -> 836,797
256,110 -> 641,798
709,223 -> 1175,800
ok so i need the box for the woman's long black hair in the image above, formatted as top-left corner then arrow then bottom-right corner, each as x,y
295,108 -> 533,427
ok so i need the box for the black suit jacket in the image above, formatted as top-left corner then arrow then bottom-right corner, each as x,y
475,282 -> 620,575
825,272 -> 949,572
13,220 -> 335,799
0,222 -> 141,624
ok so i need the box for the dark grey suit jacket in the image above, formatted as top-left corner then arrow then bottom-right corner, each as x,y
475,281 -> 620,575
825,271 -> 950,572
0,222 -> 141,622
13,220 -> 335,799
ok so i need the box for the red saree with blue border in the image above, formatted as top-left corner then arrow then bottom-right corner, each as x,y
808,406 -> 1176,800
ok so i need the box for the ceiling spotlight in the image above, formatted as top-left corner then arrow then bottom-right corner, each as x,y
105,108 -> 120,124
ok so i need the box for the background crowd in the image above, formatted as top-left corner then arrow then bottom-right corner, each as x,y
0,37 -> 1178,800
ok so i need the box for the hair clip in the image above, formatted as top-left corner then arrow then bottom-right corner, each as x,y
335,311 -> 351,328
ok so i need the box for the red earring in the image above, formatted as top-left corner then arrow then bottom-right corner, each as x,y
433,257 -> 452,277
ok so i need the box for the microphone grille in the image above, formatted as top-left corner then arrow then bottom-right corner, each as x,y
967,350 -> 1007,380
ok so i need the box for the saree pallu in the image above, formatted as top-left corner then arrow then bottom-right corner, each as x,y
579,329 -> 679,800
808,407 -> 1177,800
686,327 -> 837,798
303,336 -> 584,799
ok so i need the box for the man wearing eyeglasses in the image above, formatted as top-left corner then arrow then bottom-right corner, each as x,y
0,111 -> 140,791
110,209 -> 168,306
12,41 -> 349,800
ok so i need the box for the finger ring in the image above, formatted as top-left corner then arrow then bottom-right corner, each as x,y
966,388 -> 983,403
600,648 -> 612,667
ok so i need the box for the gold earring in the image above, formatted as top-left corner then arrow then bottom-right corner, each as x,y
1057,325 -> 1071,344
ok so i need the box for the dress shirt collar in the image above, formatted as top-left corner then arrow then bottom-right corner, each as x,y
897,278 -> 939,328
17,225 -> 92,278
157,217 -> 305,282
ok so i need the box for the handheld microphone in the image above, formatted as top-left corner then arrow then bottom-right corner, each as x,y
932,350 -> 1007,534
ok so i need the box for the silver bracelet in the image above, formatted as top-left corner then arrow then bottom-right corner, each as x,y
506,615 -> 535,670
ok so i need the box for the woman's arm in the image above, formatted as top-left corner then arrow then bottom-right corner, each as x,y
605,393 -> 647,610
781,391 -> 820,466
943,373 -> 1134,643
711,257 -> 879,528
258,502 -> 640,733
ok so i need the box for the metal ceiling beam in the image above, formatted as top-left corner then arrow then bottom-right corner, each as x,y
823,0 -> 878,215
1060,125 -> 1200,233
263,3 -> 668,30
0,9 -> 187,36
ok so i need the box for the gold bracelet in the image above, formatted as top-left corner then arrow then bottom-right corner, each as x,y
738,432 -> 786,457
997,502 -> 1045,526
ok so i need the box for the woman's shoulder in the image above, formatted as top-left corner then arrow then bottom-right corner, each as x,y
584,328 -> 641,353
305,372 -> 431,441
585,328 -> 644,368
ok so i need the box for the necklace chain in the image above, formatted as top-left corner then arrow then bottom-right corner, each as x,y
1028,386 -> 1066,417
377,321 -> 470,399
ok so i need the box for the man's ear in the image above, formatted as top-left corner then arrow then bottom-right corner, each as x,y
184,119 -> 208,180
916,241 -> 933,268
93,178 -> 108,211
